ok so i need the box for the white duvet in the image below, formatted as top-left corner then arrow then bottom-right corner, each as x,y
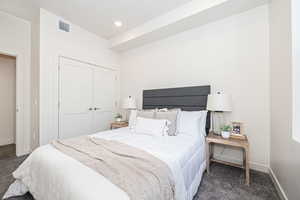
3,128 -> 205,200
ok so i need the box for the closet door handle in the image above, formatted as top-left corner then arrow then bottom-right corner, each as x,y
88,108 -> 93,111
94,107 -> 101,110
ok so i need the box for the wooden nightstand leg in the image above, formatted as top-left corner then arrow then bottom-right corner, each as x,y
244,147 -> 250,186
206,142 -> 210,174
243,149 -> 246,168
210,143 -> 214,159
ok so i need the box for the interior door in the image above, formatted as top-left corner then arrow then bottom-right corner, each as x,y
59,58 -> 93,139
92,67 -> 116,133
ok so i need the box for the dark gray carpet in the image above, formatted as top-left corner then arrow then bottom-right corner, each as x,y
0,155 -> 280,200
195,164 -> 280,200
0,145 -> 15,160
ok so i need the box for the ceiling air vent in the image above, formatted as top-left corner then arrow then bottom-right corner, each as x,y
59,20 -> 70,32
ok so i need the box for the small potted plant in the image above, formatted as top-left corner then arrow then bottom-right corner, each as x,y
220,125 -> 232,139
115,113 -> 123,122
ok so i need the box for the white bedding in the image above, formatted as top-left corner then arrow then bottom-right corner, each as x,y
3,127 -> 206,200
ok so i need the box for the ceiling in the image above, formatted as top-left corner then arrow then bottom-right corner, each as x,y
0,0 -> 193,39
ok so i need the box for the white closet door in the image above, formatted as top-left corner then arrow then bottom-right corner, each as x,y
59,59 -> 93,139
92,67 -> 116,132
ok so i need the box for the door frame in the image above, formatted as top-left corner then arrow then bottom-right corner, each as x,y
58,56 -> 119,138
0,50 -> 27,156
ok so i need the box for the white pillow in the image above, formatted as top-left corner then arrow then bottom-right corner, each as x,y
134,117 -> 169,136
177,111 -> 207,136
128,109 -> 155,130
199,111 -> 208,136
128,110 -> 137,129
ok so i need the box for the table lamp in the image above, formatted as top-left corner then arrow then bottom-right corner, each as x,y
207,92 -> 232,135
122,96 -> 137,121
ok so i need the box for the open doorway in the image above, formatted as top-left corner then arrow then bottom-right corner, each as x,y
0,54 -> 16,158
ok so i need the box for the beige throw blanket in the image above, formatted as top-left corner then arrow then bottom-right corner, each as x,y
52,137 -> 175,200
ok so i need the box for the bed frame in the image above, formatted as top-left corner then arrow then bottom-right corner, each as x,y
143,85 -> 211,134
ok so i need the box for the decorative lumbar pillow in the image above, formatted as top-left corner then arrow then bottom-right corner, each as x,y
134,117 -> 169,136
155,109 -> 180,136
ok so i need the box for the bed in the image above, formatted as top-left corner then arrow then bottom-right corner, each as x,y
3,85 -> 211,200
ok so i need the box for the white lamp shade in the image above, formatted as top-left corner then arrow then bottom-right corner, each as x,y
122,96 -> 137,109
207,93 -> 232,112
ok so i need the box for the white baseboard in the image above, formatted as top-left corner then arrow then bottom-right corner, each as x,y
16,145 -> 31,157
213,154 -> 269,173
16,149 -> 31,157
269,168 -> 288,200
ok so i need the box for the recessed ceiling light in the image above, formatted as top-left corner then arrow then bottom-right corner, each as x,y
114,21 -> 123,27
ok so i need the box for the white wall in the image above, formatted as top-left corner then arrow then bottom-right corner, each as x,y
31,20 -> 40,150
120,5 -> 270,171
270,0 -> 300,199
39,9 -> 120,145
0,55 -> 16,146
292,0 -> 300,143
0,11 -> 31,156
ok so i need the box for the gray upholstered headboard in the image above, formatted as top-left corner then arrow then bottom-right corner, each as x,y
143,85 -> 211,134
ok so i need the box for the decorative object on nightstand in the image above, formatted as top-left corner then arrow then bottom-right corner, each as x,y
220,124 -> 232,139
230,121 -> 246,140
122,96 -> 137,121
206,132 -> 250,185
207,92 -> 232,135
110,121 -> 128,130
114,113 -> 123,122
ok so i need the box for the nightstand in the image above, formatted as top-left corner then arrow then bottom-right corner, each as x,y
206,132 -> 250,185
110,121 -> 128,129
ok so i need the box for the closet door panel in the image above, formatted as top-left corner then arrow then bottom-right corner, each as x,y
93,67 -> 116,132
59,60 -> 93,139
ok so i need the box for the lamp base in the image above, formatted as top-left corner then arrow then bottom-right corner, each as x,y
211,111 -> 227,135
210,131 -> 221,136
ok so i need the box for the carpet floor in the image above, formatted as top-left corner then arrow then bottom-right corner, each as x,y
0,155 -> 280,200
